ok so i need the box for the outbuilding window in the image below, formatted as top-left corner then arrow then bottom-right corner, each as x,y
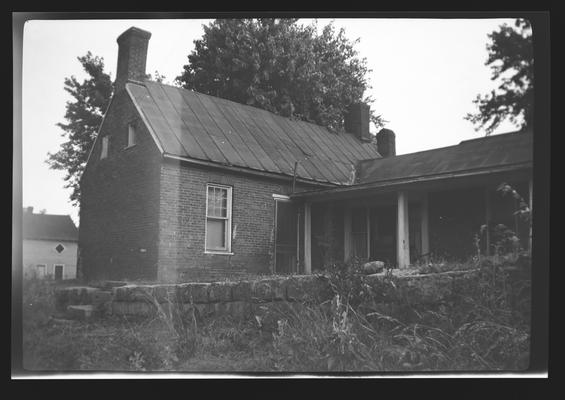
100,136 -> 109,159
205,184 -> 232,253
127,124 -> 136,147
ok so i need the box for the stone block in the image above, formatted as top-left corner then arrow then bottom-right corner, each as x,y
176,283 -> 211,304
54,288 -> 69,311
362,261 -> 385,274
251,278 -> 286,302
194,302 -> 214,318
283,275 -> 332,303
112,285 -> 143,302
227,301 -> 251,320
232,281 -> 252,301
149,285 -> 178,303
212,302 -> 230,316
395,274 -> 453,305
66,305 -> 94,320
208,282 -> 234,302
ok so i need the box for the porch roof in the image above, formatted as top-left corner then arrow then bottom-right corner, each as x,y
291,130 -> 533,201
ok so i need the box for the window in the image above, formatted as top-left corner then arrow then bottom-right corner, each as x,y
205,184 -> 232,253
127,124 -> 136,147
36,264 -> 46,279
55,243 -> 65,253
100,136 -> 109,159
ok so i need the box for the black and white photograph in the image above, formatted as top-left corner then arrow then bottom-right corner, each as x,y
12,12 -> 549,379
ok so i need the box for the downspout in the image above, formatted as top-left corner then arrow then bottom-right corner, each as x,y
292,161 -> 299,194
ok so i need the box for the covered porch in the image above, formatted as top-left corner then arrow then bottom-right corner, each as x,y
287,171 -> 532,274
272,131 -> 533,274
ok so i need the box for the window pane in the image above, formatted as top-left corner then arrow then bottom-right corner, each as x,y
206,219 -> 226,250
101,137 -> 108,159
207,187 -> 215,215
36,265 -> 45,278
128,125 -> 136,146
207,186 -> 228,217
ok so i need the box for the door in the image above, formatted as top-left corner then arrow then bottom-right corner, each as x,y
54,264 -> 64,281
274,199 -> 299,274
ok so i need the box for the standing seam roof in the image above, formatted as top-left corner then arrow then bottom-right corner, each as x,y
355,130 -> 533,184
127,81 -> 380,185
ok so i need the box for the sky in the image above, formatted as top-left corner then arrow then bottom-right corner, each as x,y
20,17 -> 519,225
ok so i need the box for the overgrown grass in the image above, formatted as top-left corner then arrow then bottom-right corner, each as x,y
21,252 -> 531,373
267,254 -> 531,372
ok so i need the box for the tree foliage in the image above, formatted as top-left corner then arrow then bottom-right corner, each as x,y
47,52 -> 113,206
48,52 -> 168,206
176,18 -> 384,133
465,19 -> 533,134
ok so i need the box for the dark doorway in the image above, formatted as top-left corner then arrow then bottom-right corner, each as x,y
54,264 -> 63,281
369,205 -> 396,265
274,200 -> 299,274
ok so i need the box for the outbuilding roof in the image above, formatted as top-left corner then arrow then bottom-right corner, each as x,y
126,81 -> 380,185
23,212 -> 78,242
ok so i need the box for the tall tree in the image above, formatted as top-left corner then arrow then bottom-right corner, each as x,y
465,18 -> 533,134
176,18 -> 384,133
47,52 -> 113,206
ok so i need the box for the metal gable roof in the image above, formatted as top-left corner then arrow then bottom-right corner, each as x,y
126,81 -> 380,185
355,130 -> 533,185
23,213 -> 78,242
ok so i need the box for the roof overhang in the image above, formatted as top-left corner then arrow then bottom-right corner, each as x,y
162,153 -> 341,188
290,162 -> 532,202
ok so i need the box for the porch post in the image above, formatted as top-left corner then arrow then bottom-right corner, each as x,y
421,193 -> 429,262
304,202 -> 312,274
366,206 -> 371,259
529,179 -> 533,251
344,206 -> 352,262
397,191 -> 410,269
485,187 -> 491,256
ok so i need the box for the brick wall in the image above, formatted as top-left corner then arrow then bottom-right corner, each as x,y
79,90 -> 162,281
158,158 -> 319,282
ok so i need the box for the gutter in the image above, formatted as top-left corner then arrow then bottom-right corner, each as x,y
162,153 -> 341,188
290,162 -> 533,200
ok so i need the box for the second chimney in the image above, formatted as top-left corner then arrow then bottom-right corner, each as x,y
376,128 -> 396,158
344,102 -> 371,142
115,27 -> 152,92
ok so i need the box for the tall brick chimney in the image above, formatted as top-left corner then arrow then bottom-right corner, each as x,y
115,27 -> 152,92
376,128 -> 396,157
344,102 -> 371,142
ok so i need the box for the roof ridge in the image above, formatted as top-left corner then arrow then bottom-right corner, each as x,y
357,131 -> 529,166
357,142 -> 462,165
458,130 -> 527,144
24,213 -> 74,218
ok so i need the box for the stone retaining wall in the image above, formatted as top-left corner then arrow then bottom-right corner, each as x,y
54,269 -> 480,321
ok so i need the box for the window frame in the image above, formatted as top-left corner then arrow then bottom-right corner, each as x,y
36,264 -> 46,279
204,183 -> 233,254
127,123 -> 137,148
100,136 -> 109,159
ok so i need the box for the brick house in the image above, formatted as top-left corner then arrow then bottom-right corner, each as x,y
23,207 -> 78,280
78,27 -> 533,283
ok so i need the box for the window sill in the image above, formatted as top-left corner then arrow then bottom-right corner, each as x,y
204,251 -> 234,255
